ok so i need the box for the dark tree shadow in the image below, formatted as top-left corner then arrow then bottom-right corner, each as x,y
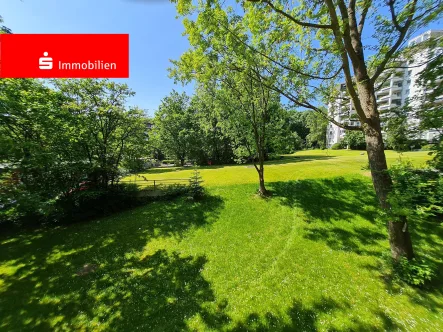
303,225 -> 386,256
138,155 -> 335,174
223,297 -> 398,331
0,194 -> 224,331
142,167 -> 184,174
270,178 -> 387,257
263,154 -> 335,166
271,177 -> 378,223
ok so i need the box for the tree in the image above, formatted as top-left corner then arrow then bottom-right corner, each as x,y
190,89 -> 235,165
54,79 -> 148,188
0,15 -> 12,34
342,130 -> 367,150
383,107 -> 415,152
287,110 -> 310,146
1,78 -> 149,223
305,111 -> 328,149
208,73 -> 279,196
415,37 -> 443,170
169,10 -> 284,196
267,107 -> 303,154
173,0 -> 443,260
153,91 -> 201,166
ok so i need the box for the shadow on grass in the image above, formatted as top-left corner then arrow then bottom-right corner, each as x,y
142,167 -> 184,174
271,177 -> 385,257
203,297 -> 399,331
139,155 -> 336,174
271,177 -> 378,222
263,154 -> 335,166
0,194 -> 224,331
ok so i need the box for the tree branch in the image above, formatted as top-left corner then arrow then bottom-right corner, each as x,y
371,0 -> 418,83
249,0 -> 333,29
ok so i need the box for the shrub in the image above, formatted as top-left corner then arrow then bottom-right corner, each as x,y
0,172 -> 57,226
162,159 -> 175,165
394,257 -> 436,286
162,184 -> 189,198
266,153 -> 283,161
388,162 -> 443,221
331,143 -> 342,150
342,130 -> 366,150
188,169 -> 204,200
55,183 -> 143,223
421,144 -> 435,151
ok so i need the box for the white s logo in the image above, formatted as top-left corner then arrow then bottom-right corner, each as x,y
39,52 -> 53,70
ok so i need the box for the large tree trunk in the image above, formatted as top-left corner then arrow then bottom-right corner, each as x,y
257,153 -> 268,196
258,167 -> 268,196
361,87 -> 414,261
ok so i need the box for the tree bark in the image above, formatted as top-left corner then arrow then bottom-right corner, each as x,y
258,167 -> 268,196
257,151 -> 268,196
361,86 -> 414,261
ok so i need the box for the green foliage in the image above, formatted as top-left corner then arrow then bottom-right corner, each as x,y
421,144 -> 435,151
188,168 -> 204,200
0,79 -> 149,226
342,130 -> 366,150
388,162 -> 443,221
56,183 -> 143,223
331,143 -> 342,150
394,257 -> 436,287
383,107 -> 416,152
189,89 -> 235,164
305,111 -> 328,149
153,91 -> 202,166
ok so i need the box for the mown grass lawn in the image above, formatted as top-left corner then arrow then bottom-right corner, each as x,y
1,150 -> 442,331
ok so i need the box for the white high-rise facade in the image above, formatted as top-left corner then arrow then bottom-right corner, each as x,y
326,30 -> 443,148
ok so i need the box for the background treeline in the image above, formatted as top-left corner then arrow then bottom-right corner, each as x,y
151,89 -> 328,167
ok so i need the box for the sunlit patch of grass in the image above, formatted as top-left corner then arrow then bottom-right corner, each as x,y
0,151 -> 441,331
123,150 -> 431,188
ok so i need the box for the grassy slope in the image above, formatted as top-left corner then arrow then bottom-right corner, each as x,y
1,150 -> 442,331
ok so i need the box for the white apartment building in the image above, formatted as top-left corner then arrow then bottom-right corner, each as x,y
326,29 -> 443,148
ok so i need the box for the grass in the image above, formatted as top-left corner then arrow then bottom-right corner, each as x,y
1,150 -> 442,331
123,150 -> 431,187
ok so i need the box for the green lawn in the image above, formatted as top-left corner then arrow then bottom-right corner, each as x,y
1,150 -> 442,331
124,150 -> 430,187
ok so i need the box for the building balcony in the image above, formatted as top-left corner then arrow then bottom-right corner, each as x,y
378,95 -> 390,101
377,86 -> 391,93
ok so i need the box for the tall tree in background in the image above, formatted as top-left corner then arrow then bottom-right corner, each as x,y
191,88 -> 235,164
173,0 -> 443,260
153,91 -> 201,166
305,111 -> 328,149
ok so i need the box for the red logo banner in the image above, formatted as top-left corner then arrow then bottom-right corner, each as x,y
0,34 -> 129,78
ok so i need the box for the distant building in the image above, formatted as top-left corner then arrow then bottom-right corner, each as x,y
326,29 -> 443,148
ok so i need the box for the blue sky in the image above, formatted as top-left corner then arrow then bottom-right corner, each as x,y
1,0 -> 193,116
2,1 -> 441,115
